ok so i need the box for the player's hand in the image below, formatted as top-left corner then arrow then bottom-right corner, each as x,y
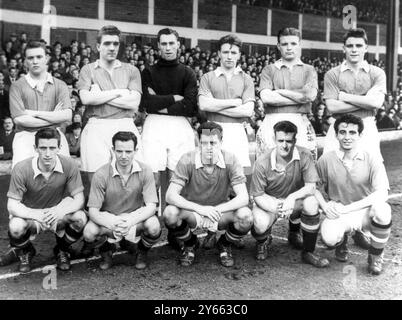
233,98 -> 243,107
114,219 -> 132,237
54,101 -> 64,111
114,89 -> 130,97
43,207 -> 64,226
280,196 -> 296,215
90,84 -> 101,92
25,110 -> 38,116
148,87 -> 157,95
196,206 -> 222,223
322,201 -> 340,219
173,95 -> 184,102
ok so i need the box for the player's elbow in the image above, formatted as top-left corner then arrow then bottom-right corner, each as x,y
198,97 -> 209,112
79,91 -> 91,105
325,100 -> 338,113
7,199 -> 18,217
13,117 -> 23,127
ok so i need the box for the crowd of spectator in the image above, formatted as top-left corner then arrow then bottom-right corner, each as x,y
232,0 -> 390,24
1,31 -> 402,161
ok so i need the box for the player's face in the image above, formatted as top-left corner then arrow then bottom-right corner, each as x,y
343,37 -> 367,64
25,47 -> 48,76
336,122 -> 361,151
35,138 -> 60,169
113,140 -> 136,169
277,35 -> 301,61
274,131 -> 296,158
97,35 -> 120,62
218,43 -> 241,70
158,34 -> 179,61
199,133 -> 222,165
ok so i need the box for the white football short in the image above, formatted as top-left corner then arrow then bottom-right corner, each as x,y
142,114 -> 195,172
12,128 -> 70,168
80,118 -> 143,173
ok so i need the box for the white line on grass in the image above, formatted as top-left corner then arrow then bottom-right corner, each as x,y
1,231 -> 401,281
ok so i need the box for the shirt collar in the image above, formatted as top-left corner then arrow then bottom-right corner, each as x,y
335,148 -> 365,161
25,72 -> 53,89
32,155 -> 63,179
270,147 -> 301,172
195,150 -> 226,169
274,58 -> 304,70
111,158 -> 142,177
340,60 -> 370,73
94,59 -> 122,69
214,66 -> 243,77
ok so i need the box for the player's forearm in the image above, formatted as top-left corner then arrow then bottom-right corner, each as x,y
277,88 -> 317,104
218,102 -> 254,118
129,203 -> 157,225
198,96 -> 239,112
33,109 -> 72,124
325,99 -> 360,114
7,200 -> 42,221
13,115 -> 53,128
288,184 -> 316,201
53,194 -> 85,217
88,208 -> 116,230
80,89 -> 121,106
339,92 -> 383,110
344,190 -> 388,213
260,90 -> 299,106
108,92 -> 141,111
254,194 -> 281,213
314,189 -> 328,210
166,191 -> 201,213
215,192 -> 249,213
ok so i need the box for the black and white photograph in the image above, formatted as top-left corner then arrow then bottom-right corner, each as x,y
0,0 -> 401,303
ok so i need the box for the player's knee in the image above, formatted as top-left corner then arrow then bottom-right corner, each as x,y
302,196 -> 319,216
83,221 -> 100,242
9,217 -> 28,238
320,219 -> 343,248
371,202 -> 392,225
252,207 -> 270,234
144,216 -> 161,237
71,210 -> 87,231
163,205 -> 180,227
234,207 -> 253,232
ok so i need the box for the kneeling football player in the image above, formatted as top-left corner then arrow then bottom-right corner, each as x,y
83,131 -> 160,270
316,114 -> 391,275
250,121 -> 329,267
0,128 -> 87,272
163,121 -> 253,267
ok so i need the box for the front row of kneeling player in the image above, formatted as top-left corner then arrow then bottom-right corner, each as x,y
0,114 -> 392,275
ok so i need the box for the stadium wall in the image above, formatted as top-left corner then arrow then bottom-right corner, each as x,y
0,0 -> 400,58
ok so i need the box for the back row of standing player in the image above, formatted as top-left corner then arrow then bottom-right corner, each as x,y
0,25 -> 390,275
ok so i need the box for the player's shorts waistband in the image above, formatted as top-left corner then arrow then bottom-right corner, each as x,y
86,117 -> 134,125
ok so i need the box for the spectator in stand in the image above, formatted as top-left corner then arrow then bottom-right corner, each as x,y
66,112 -> 83,134
311,103 -> 331,135
0,77 -> 10,120
65,122 -> 82,157
376,108 -> 395,130
0,117 -> 16,160
388,107 -> 401,129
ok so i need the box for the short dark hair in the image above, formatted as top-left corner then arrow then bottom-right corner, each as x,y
197,121 -> 223,140
71,122 -> 82,131
157,28 -> 179,43
218,34 -> 242,51
24,41 -> 47,57
273,121 -> 298,139
334,114 -> 364,134
97,25 -> 121,44
35,128 -> 61,147
277,27 -> 301,43
112,131 -> 138,149
343,28 -> 368,44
